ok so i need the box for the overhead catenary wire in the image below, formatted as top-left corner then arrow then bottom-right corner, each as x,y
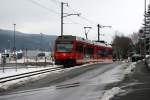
26,0 -> 60,15
46,0 -> 98,26
67,5 -> 97,25
26,0 -> 112,38
79,16 -> 97,25
27,0 -> 104,27
48,0 -> 61,10
49,0 -> 61,4
26,0 -> 86,29
63,5 -> 98,38
67,5 -> 112,28
63,22 -> 81,25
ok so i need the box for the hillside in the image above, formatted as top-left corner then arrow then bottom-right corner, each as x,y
0,29 -> 58,51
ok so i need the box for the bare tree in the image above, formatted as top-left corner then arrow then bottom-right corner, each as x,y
112,34 -> 133,59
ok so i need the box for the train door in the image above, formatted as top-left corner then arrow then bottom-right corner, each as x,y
75,41 -> 84,64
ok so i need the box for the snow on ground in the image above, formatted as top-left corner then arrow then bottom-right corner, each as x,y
0,67 -> 62,91
0,65 -> 57,78
0,62 -> 111,91
124,62 -> 136,74
0,62 -> 98,91
99,62 -> 137,100
100,87 -> 124,100
0,61 -> 137,100
9,58 -> 53,63
99,62 -> 136,84
0,65 -> 61,90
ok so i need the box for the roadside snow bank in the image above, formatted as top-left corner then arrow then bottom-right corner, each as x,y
101,87 -> 124,100
124,62 -> 136,74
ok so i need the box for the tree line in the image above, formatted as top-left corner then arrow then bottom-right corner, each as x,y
111,31 -> 140,59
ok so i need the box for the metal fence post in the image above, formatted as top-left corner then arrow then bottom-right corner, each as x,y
44,56 -> 46,67
36,56 -> 37,68
15,53 -> 17,72
2,56 -> 5,73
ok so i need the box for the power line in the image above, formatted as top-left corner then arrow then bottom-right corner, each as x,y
67,5 -> 79,14
67,5 -> 97,25
63,22 -> 81,25
49,0 -> 97,26
49,0 -> 61,4
27,0 -> 60,15
48,0 -> 60,10
28,0 -> 101,27
27,0 -> 111,38
79,16 -> 97,25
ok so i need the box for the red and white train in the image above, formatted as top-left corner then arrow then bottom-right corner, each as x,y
54,35 -> 112,67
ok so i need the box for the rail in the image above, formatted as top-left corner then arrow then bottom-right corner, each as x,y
0,66 -> 63,83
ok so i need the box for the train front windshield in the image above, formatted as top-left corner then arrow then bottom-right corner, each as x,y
56,43 -> 73,52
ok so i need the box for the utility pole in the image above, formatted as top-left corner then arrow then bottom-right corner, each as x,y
13,24 -> 16,51
13,23 -> 17,71
84,27 -> 92,39
8,40 -> 10,50
61,2 -> 80,36
97,24 -> 100,42
61,2 -> 64,36
97,24 -> 111,42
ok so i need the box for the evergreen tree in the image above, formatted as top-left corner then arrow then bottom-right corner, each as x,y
143,4 -> 150,54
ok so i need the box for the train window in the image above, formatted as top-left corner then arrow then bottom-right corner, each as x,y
86,47 -> 93,55
57,43 -> 73,52
76,45 -> 83,53
84,47 -> 93,58
98,49 -> 109,57
109,50 -> 112,55
97,50 -> 102,55
104,50 -> 108,56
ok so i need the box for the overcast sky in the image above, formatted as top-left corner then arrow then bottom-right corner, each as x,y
0,0 -> 148,43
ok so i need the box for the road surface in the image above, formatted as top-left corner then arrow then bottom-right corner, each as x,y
0,62 -> 121,100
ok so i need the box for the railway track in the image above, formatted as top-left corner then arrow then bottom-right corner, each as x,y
0,62 -> 53,68
0,66 -> 63,83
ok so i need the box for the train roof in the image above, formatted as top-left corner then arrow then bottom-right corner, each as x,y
56,35 -> 112,48
92,41 -> 106,47
56,35 -> 93,44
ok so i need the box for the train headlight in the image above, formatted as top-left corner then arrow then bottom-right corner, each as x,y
62,53 -> 66,56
